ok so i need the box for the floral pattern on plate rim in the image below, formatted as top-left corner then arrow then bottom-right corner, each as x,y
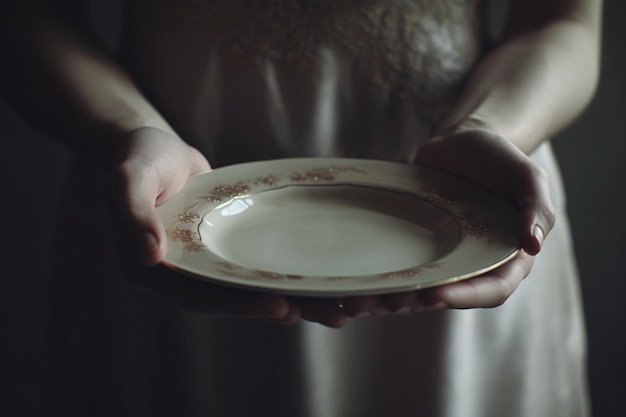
164,163 -> 497,282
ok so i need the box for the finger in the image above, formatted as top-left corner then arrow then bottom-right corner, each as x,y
149,266 -> 296,319
419,251 -> 534,309
341,296 -> 381,318
197,289 -> 291,319
112,159 -> 166,266
268,300 -> 302,326
295,298 -> 348,328
382,291 -> 418,313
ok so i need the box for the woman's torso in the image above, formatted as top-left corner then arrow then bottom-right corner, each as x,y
118,0 -> 485,166
45,3 -> 589,416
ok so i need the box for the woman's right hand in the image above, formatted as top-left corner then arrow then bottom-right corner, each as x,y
109,127 -> 347,327
111,127 -> 211,266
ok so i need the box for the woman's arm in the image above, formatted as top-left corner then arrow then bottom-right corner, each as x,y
441,0 -> 602,152
0,0 -> 208,264
0,0 -> 174,165
343,0 -> 603,316
419,0 -> 602,253
0,1 -> 348,327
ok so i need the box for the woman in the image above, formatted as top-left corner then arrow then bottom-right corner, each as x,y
0,0 -> 601,415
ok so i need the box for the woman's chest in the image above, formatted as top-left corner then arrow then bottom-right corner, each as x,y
124,0 -> 483,98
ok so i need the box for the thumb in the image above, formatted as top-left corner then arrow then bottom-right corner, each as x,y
111,159 -> 167,266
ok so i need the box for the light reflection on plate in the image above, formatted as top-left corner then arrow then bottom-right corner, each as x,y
156,158 -> 520,296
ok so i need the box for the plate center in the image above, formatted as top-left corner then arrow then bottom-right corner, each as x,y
199,185 -> 459,277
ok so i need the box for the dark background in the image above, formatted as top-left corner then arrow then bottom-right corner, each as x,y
1,1 -> 624,416
551,2 -> 626,415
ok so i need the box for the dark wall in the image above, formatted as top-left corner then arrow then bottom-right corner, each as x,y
552,2 -> 626,415
1,1 -> 624,416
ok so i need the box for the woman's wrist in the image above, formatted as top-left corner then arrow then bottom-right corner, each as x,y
434,114 -> 500,139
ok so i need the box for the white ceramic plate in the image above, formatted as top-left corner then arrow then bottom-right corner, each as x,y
156,158 -> 520,296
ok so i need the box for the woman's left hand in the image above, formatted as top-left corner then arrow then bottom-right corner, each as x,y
342,128 -> 556,317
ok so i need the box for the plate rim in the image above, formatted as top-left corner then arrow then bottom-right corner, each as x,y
156,157 -> 521,296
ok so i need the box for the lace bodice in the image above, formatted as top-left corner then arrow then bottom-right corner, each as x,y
120,0 -> 485,164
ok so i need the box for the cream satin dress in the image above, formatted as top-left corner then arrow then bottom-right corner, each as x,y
48,1 -> 590,416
